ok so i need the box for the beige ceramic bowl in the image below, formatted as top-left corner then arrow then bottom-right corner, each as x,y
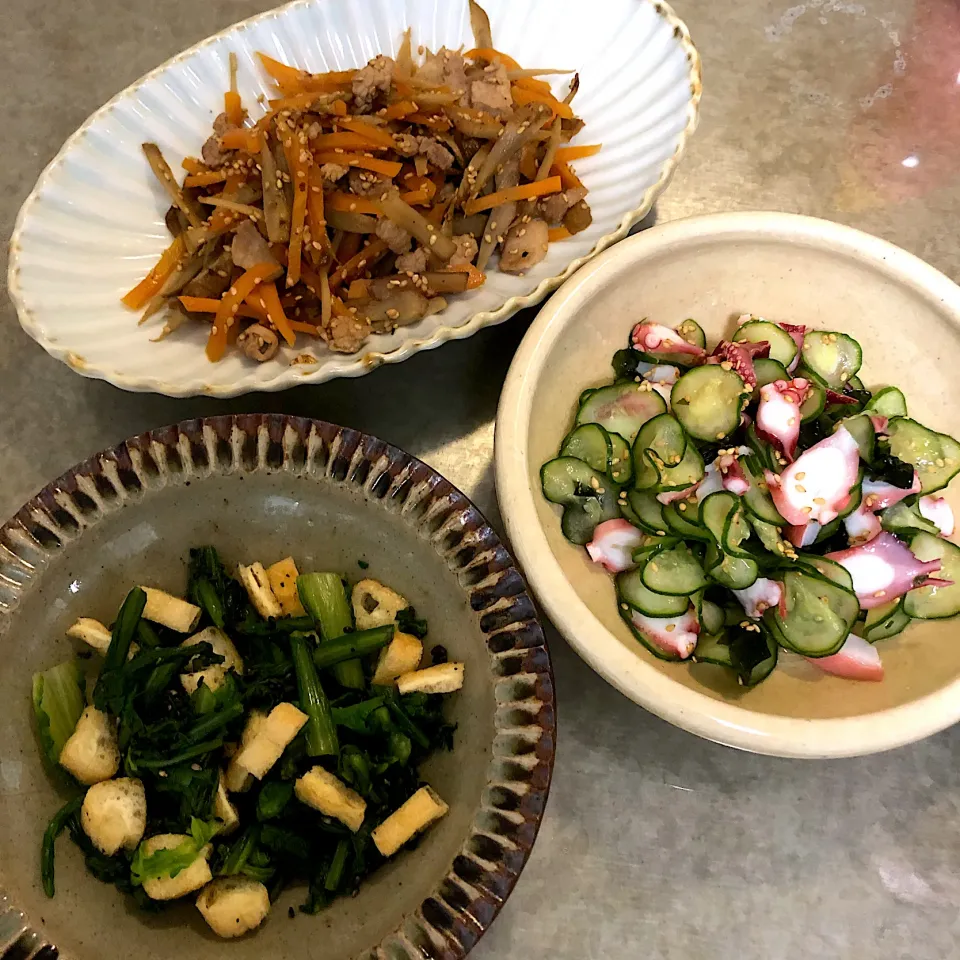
496,211 -> 960,759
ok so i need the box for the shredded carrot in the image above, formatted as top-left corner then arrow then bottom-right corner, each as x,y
311,153 -> 403,177
331,238 -> 389,289
289,320 -> 321,335
400,188 -> 432,206
184,171 -> 228,188
406,112 -> 452,131
249,281 -> 296,346
224,92 -> 244,128
346,279 -> 370,299
401,175 -> 437,198
442,263 -> 486,290
332,99 -> 348,116
178,296 -> 221,313
548,226 -> 572,242
327,192 -> 381,215
393,77 -> 415,97
297,70 -> 356,94
207,261 -> 279,361
279,125 -> 312,287
551,159 -> 585,191
181,157 -> 206,174
122,236 -> 185,310
258,53 -> 304,93
267,91 -> 331,113
511,85 -> 575,120
220,128 -> 261,153
463,175 -> 563,215
336,118 -> 397,149
383,100 -> 418,120
464,48 -> 522,71
311,132 -> 389,152
555,144 -> 602,162
514,76 -> 553,96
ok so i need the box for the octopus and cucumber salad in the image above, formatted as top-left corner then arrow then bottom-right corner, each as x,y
541,315 -> 960,687
33,548 -> 464,938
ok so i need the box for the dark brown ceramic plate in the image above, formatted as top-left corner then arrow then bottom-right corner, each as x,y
0,414 -> 554,960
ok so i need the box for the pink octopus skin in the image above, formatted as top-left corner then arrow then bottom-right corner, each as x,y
918,496 -> 955,536
826,531 -> 946,609
631,323 -> 707,362
756,378 -> 812,461
861,473 -> 921,511
733,578 -> 783,619
586,519 -> 646,573
768,426 -> 860,526
628,606 -> 700,659
707,340 -> 767,390
806,633 -> 884,682
777,322 -> 806,372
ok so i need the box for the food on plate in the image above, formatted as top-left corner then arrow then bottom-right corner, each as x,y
123,0 -> 598,362
34,547 -> 463,937
541,314 -> 960,688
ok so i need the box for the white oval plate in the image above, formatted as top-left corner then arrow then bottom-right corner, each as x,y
8,0 -> 700,398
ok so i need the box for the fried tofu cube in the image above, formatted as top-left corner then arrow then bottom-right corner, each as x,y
196,876 -> 271,938
140,834 -> 213,900
213,773 -> 240,835
66,618 -> 112,655
237,563 -> 283,620
351,579 -> 408,630
396,662 -> 464,695
371,786 -> 449,858
59,706 -> 120,785
295,766 -> 366,832
266,557 -> 306,617
81,778 -> 146,856
232,703 -> 308,781
179,626 -> 244,695
141,587 -> 201,633
224,710 -> 268,793
372,631 -> 423,685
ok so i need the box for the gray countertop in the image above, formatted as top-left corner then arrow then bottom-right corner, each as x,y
4,0 -> 960,957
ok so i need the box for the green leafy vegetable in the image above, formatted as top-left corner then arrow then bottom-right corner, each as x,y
257,782 -> 294,821
131,818 -> 219,886
397,607 -> 428,639
32,660 -> 86,766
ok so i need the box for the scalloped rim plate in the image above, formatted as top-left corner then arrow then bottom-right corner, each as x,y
8,0 -> 700,397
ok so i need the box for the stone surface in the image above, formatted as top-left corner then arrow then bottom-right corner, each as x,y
3,0 -> 960,957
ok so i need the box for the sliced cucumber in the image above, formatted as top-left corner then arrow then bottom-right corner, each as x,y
560,424 -> 612,474
749,516 -> 786,556
745,424 -> 778,472
628,489 -> 669,535
676,318 -> 707,349
862,599 -> 912,642
693,631 -> 732,666
654,441 -> 705,493
578,387 -> 598,407
886,417 -> 960,495
700,492 -> 752,558
727,623 -> 778,687
662,499 -> 711,541
616,569 -> 690,617
801,331 -> 863,390
753,358 -> 790,398
641,542 -> 707,596
796,555 -> 854,593
903,533 -> 960,619
577,382 -> 667,443
618,606 -> 686,661
837,413 -> 875,464
608,433 -> 633,485
864,386 -> 907,420
770,570 -> 857,656
735,320 -> 798,368
739,455 -> 786,525
800,379 -> 826,421
611,349 -> 646,382
540,457 -> 620,545
632,414 -> 687,489
880,501 -> 940,537
671,365 -> 747,442
700,599 -> 725,636
705,543 -> 760,590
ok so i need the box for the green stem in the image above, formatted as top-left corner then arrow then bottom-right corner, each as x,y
297,573 -> 365,689
41,796 -> 82,897
195,579 -> 225,629
185,701 -> 244,742
324,838 -> 350,892
290,633 -> 339,757
104,587 -> 147,673
134,738 -> 223,769
312,626 -> 393,670
219,825 -> 259,876
136,620 -> 161,648
236,615 -> 315,636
